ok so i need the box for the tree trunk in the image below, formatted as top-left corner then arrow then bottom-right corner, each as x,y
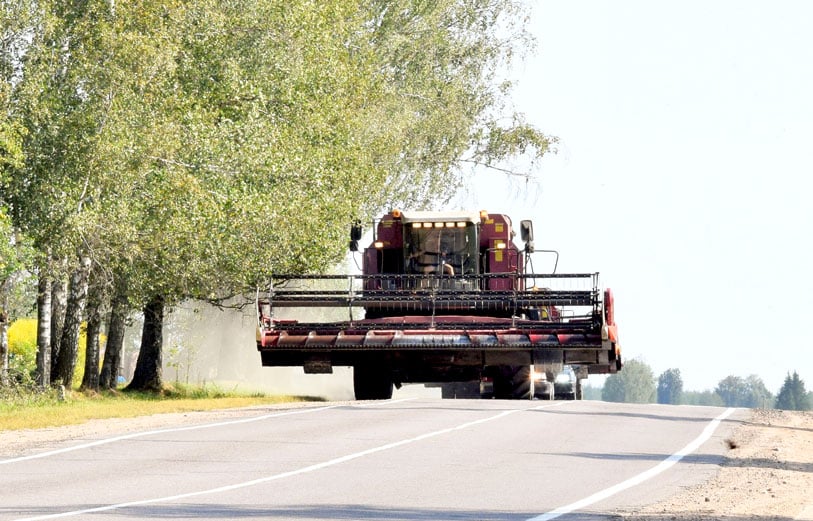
100,284 -> 128,389
126,295 -> 164,392
0,309 -> 8,387
36,273 -> 52,388
49,277 -> 68,383
80,272 -> 104,391
53,256 -> 91,388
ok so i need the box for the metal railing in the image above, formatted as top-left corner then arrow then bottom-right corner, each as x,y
259,273 -> 601,322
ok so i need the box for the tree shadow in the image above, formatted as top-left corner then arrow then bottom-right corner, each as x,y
543,451 -> 813,474
4,504 -> 804,520
3,504 -> 537,520
531,406 -> 741,425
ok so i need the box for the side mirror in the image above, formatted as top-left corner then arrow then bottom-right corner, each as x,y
349,220 -> 362,252
520,220 -> 534,253
350,220 -> 362,241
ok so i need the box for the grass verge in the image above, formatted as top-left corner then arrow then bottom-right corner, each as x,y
0,384 -> 323,432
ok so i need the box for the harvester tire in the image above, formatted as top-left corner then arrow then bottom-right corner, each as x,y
492,365 -> 531,399
353,365 -> 393,400
511,366 -> 532,400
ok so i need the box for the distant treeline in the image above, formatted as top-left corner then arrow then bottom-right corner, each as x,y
583,359 -> 812,410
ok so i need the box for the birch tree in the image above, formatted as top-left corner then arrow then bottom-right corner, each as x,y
5,0 -> 554,392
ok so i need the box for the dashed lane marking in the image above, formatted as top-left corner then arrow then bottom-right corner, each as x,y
10,401 -> 564,520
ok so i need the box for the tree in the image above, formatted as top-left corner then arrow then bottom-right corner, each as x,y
744,374 -> 773,409
51,256 -> 90,388
5,0 -> 553,392
715,376 -> 748,407
715,374 -> 773,408
602,359 -> 656,403
775,371 -> 811,411
0,210 -> 33,386
98,283 -> 128,389
119,0 -> 553,390
681,390 -> 725,407
657,368 -> 683,405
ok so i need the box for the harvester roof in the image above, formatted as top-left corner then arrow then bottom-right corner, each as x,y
400,210 -> 482,224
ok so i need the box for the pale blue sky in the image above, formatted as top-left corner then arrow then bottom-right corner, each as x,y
462,1 -> 813,392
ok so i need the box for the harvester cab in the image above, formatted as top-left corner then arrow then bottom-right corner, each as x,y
255,209 -> 621,400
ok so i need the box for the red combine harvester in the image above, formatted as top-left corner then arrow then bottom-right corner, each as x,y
256,210 -> 621,400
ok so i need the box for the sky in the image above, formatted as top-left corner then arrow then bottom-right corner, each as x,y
459,1 -> 813,393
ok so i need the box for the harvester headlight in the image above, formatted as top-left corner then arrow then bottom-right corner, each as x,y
374,241 -> 384,249
445,222 -> 455,228
555,373 -> 571,384
532,370 -> 545,381
392,209 -> 402,218
434,222 -> 444,228
456,222 -> 466,228
496,242 -> 506,249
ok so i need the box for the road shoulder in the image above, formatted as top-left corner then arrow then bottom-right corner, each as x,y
619,409 -> 813,520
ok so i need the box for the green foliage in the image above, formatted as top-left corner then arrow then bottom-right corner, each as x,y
775,371 -> 811,411
601,358 -> 656,403
581,383 -> 603,400
714,374 -> 773,408
7,0 -> 549,301
680,390 -> 725,407
0,378 -> 61,409
8,318 -> 37,370
3,0 -> 552,389
7,317 -> 90,386
657,368 -> 683,405
0,210 -> 34,287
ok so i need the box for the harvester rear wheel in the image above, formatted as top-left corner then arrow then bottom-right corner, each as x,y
353,364 -> 393,400
510,366 -> 532,400
493,365 -> 531,400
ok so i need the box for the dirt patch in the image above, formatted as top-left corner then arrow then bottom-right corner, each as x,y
619,409 -> 813,520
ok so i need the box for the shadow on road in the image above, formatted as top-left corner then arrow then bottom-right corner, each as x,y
530,406 -> 741,425
544,451 -> 726,466
7,504 -> 539,520
544,451 -> 813,474
9,504 -> 804,520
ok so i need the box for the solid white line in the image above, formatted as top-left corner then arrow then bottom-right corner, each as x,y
0,404 -> 342,466
526,407 -> 738,521
1,398 -> 420,466
12,401 -> 563,521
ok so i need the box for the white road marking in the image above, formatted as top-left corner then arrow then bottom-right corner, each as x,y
11,401 -> 564,521
526,407 -> 738,521
1,398 -> 420,466
1,404 -> 345,466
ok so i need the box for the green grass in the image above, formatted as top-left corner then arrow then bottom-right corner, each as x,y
0,384 -> 323,431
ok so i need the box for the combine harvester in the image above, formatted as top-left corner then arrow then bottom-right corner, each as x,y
256,210 -> 621,400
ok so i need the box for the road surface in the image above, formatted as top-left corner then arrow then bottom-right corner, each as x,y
0,399 -> 742,520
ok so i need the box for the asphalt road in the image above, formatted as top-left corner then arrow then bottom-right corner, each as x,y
0,398 -> 743,521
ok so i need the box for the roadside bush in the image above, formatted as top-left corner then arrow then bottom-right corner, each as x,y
8,318 -> 37,378
8,318 -> 91,386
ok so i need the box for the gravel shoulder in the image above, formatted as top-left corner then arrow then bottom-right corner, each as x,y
2,405 -> 812,520
619,408 -> 813,521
